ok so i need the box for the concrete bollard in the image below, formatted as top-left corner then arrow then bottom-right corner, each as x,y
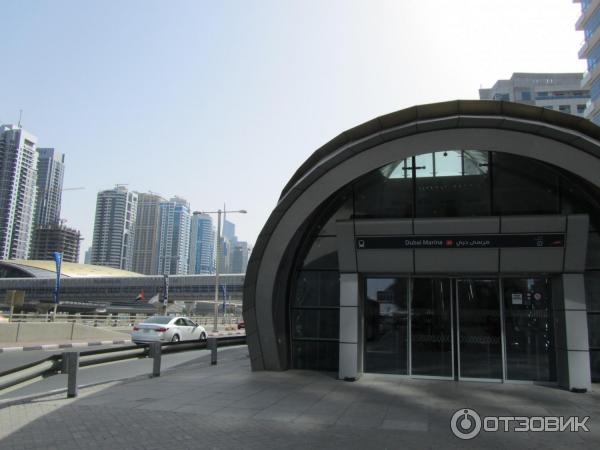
149,342 -> 162,377
208,337 -> 217,365
63,352 -> 79,398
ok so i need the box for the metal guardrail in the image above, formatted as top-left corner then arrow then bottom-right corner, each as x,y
0,335 -> 246,395
4,313 -> 243,327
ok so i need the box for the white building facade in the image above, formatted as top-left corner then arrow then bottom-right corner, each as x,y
157,196 -> 191,275
35,148 -> 65,227
479,73 -> 589,116
0,124 -> 38,260
91,186 -> 138,270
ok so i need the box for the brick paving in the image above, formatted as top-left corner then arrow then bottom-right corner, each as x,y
1,347 -> 599,449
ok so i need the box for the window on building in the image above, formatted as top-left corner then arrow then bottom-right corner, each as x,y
578,104 -> 587,114
521,91 -> 532,101
559,105 -> 571,113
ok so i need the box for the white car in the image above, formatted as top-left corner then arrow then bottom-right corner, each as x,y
132,315 -> 207,344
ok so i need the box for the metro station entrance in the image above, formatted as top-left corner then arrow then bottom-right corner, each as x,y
364,276 -> 555,382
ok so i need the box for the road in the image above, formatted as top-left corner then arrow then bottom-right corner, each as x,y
0,344 -> 128,373
0,346 -> 216,401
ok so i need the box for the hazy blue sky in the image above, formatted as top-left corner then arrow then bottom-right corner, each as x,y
0,0 -> 585,256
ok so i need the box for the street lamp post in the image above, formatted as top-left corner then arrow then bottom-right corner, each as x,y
193,207 -> 246,332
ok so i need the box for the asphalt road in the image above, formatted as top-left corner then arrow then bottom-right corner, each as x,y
0,346 -> 214,401
0,344 -> 128,373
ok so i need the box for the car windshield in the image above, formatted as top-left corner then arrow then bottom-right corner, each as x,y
142,316 -> 172,324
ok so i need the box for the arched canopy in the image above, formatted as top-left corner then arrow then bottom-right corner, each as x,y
243,100 -> 600,371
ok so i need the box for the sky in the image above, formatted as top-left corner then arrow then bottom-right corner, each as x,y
0,0 -> 586,258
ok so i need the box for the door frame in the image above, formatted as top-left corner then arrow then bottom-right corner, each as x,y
362,274 -> 556,384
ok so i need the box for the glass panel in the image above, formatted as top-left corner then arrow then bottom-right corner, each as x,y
411,278 -> 453,377
492,152 -> 559,215
291,309 -> 339,340
293,271 -> 339,307
414,153 -> 434,178
292,340 -> 339,371
590,348 -> 600,383
586,233 -> 600,271
354,159 -> 413,218
588,314 -> 600,349
584,272 -> 600,311
415,151 -> 491,217
364,278 -> 409,374
302,237 -> 338,270
316,195 -> 353,236
457,279 -> 503,379
503,278 -> 555,381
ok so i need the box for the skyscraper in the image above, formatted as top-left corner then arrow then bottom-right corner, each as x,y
230,241 -> 250,273
91,186 -> 138,270
479,73 -> 589,116
157,196 -> 191,275
30,223 -> 81,263
132,192 -> 164,274
189,213 -> 215,274
34,148 -> 65,227
223,219 -> 236,243
575,1 -> 600,124
0,124 -> 38,260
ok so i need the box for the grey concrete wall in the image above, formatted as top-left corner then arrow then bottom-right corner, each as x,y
0,324 -> 19,342
553,274 -> 592,391
0,323 -> 130,343
339,273 -> 360,380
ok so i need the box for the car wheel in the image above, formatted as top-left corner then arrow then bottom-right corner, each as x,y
199,332 -> 207,342
171,334 -> 180,343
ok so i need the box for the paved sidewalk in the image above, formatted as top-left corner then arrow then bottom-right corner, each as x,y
0,346 -> 599,449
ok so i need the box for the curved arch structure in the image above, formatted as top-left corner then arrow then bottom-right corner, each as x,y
243,100 -> 600,390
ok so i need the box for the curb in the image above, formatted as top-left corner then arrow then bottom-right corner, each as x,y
0,339 -> 132,353
0,332 -> 245,353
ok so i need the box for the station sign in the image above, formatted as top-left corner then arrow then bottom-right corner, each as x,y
355,234 -> 565,250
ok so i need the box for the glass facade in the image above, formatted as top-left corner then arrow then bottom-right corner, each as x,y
364,278 -> 409,374
289,149 -> 600,381
411,278 -> 452,377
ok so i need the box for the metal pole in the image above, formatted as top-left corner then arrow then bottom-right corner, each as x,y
214,210 -> 222,333
208,337 -> 217,365
64,352 -> 79,398
149,342 -> 162,377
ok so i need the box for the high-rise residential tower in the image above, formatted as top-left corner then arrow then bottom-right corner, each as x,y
575,1 -> 600,124
157,196 -> 191,275
479,73 -> 589,116
132,192 -> 164,274
0,124 -> 38,260
189,213 -> 215,274
34,148 -> 65,227
231,241 -> 250,273
91,186 -> 137,270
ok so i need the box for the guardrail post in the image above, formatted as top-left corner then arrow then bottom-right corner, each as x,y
64,352 -> 79,398
149,343 -> 162,377
208,337 -> 217,365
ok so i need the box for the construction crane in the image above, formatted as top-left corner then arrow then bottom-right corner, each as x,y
62,187 -> 85,191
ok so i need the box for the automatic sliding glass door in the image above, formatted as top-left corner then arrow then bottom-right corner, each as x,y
411,278 -> 453,378
364,278 -> 409,374
456,279 -> 503,381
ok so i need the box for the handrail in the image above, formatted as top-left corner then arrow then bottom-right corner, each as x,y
0,335 -> 246,393
0,358 -> 59,390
